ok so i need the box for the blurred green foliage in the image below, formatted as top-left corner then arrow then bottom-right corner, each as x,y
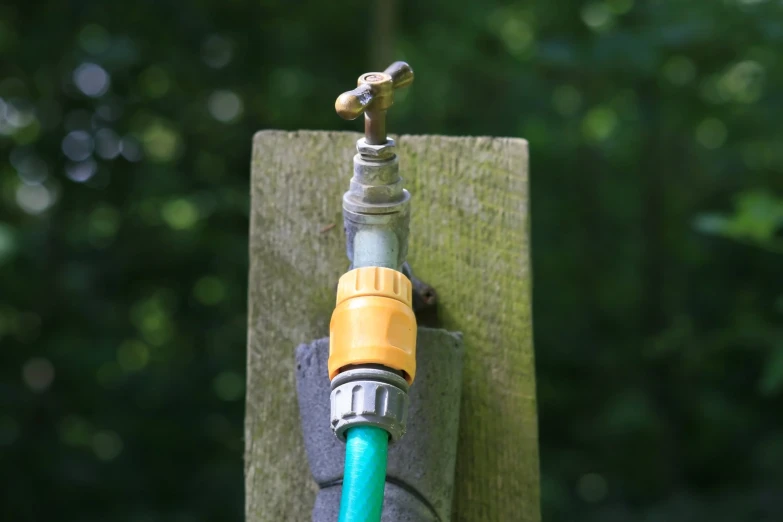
1,0 -> 782,521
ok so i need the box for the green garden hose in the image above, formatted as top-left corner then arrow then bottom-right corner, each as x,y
338,426 -> 389,522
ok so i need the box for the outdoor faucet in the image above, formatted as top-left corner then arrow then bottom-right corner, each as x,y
294,61 -> 463,522
328,62 -> 417,521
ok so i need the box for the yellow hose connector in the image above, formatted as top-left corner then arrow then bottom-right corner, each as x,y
329,267 -> 417,384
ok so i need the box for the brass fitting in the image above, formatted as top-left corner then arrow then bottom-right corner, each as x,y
335,61 -> 414,145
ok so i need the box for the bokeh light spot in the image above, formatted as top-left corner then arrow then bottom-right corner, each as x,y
117,340 -> 150,372
718,60 -> 764,104
130,295 -> 174,346
194,276 -> 226,306
66,159 -> 98,183
162,199 -> 199,230
22,357 -> 55,392
208,90 -> 243,123
577,473 -> 608,503
663,56 -> 696,86
140,66 -> 171,98
141,122 -> 180,162
11,152 -> 48,185
582,107 -> 618,142
89,204 -> 121,245
95,128 -> 122,159
270,69 -> 305,100
552,85 -> 583,116
499,17 -> 534,58
62,130 -> 94,161
213,371 -> 244,401
96,103 -> 122,122
1,98 -> 35,130
92,430 -> 123,461
201,35 -> 233,69
59,415 -> 92,446
121,136 -> 143,162
16,184 -> 54,214
581,3 -> 614,31
73,63 -> 111,98
696,118 -> 727,149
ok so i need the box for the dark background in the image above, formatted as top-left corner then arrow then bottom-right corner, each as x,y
2,1 -> 783,521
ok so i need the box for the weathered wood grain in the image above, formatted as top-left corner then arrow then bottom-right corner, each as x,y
246,130 -> 538,522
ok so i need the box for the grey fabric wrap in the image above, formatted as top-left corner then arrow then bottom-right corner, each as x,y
295,327 -> 464,522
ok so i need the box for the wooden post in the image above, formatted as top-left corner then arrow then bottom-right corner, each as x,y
245,131 -> 538,521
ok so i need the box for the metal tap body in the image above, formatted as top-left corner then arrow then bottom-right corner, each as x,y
344,138 -> 410,271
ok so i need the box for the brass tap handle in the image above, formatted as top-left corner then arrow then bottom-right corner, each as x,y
335,61 -> 414,145
384,61 -> 414,89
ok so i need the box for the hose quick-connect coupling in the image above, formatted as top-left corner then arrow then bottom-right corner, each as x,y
328,267 -> 417,442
